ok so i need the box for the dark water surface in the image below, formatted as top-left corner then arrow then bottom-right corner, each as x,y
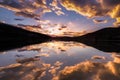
0,41 -> 120,80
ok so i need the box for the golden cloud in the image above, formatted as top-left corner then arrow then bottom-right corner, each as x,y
60,0 -> 120,26
60,0 -> 106,18
109,5 -> 120,26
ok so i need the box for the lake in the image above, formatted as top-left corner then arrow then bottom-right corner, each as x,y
0,41 -> 120,80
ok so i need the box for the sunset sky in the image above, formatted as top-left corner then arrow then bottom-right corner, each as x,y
0,0 -> 120,36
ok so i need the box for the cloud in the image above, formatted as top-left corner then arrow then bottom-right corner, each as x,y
0,0 -> 120,27
109,5 -> 120,26
91,55 -> 106,60
50,0 -> 65,15
0,0 -> 64,18
60,0 -> 106,17
55,10 -> 65,15
36,53 -> 50,57
93,19 -> 108,24
14,18 -> 24,21
15,12 -> 40,19
0,20 -> 5,23
60,0 -> 120,26
98,0 -> 120,8
16,20 -> 87,37
0,0 -> 51,18
16,57 -> 40,63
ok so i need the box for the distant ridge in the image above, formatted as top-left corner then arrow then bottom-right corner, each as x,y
0,23 -> 51,42
54,27 -> 120,41
0,23 -> 51,51
54,27 -> 120,52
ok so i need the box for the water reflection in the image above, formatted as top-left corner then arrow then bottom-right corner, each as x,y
54,54 -> 120,80
0,57 -> 50,80
0,41 -> 120,80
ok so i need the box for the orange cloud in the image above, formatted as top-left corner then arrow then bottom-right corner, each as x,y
60,0 -> 120,26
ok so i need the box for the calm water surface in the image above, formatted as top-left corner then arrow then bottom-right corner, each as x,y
0,41 -> 120,80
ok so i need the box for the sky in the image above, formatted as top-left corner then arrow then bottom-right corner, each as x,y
0,0 -> 120,36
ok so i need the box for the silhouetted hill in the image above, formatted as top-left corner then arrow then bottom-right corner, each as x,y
55,27 -> 120,41
54,27 -> 120,52
0,23 -> 51,41
0,23 -> 51,51
81,27 -> 120,41
81,27 -> 120,52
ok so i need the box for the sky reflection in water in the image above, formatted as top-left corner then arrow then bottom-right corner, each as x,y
0,41 -> 120,80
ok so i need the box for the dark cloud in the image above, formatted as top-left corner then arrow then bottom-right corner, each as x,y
93,19 -> 107,24
100,0 -> 120,7
14,18 -> 24,21
0,0 -> 22,9
34,17 -> 41,20
0,0 -> 51,18
16,57 -> 40,63
17,24 -> 27,27
15,12 -> 40,18
0,0 -> 64,19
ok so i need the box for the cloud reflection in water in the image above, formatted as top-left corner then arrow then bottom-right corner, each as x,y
53,54 -> 120,80
0,41 -> 119,80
